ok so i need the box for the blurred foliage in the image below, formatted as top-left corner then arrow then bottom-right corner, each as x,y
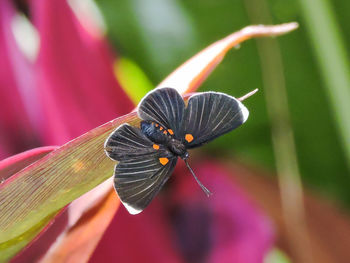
264,248 -> 291,263
114,57 -> 153,104
94,0 -> 349,205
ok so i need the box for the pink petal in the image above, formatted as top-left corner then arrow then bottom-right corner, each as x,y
0,0 -> 41,158
89,201 -> 183,263
196,162 -> 273,263
31,0 -> 134,145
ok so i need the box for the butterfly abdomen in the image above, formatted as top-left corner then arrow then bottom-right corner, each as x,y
141,121 -> 172,144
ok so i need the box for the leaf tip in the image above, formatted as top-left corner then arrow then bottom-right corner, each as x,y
281,21 -> 299,33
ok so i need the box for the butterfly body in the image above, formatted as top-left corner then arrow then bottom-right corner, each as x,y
141,120 -> 188,159
105,87 -> 250,214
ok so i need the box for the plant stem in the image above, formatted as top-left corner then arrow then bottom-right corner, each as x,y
244,1 -> 313,262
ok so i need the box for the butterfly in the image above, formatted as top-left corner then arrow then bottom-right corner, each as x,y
104,87 -> 252,214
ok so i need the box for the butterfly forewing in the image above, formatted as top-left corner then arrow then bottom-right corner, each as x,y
182,92 -> 249,148
114,156 -> 177,214
105,124 -> 157,161
138,88 -> 185,139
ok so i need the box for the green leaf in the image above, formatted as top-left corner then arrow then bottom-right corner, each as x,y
114,57 -> 154,104
0,113 -> 138,261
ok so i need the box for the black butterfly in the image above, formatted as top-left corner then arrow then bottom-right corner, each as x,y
104,87 -> 250,214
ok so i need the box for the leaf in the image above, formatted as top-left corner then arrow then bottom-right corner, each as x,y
39,189 -> 120,263
0,146 -> 57,182
157,23 -> 299,94
0,23 -> 298,261
0,113 -> 137,260
0,146 -> 57,262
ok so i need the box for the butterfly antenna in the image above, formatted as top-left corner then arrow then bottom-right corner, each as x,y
238,88 -> 258,101
184,159 -> 212,197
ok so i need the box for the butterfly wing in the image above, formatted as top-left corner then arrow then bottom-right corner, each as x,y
105,123 -> 177,214
182,92 -> 249,148
114,156 -> 177,214
138,88 -> 185,139
105,123 -> 156,161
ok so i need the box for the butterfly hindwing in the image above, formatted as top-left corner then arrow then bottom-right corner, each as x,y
114,155 -> 177,214
138,88 -> 185,139
182,92 -> 249,148
104,122 -> 178,214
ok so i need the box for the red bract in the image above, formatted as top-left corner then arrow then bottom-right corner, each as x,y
0,0 -> 41,158
0,0 -> 298,260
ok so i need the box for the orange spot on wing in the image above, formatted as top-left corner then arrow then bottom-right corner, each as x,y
168,129 -> 174,135
163,130 -> 167,134
159,127 -> 163,130
185,134 -> 194,143
153,144 -> 160,150
155,123 -> 159,127
159,157 -> 169,165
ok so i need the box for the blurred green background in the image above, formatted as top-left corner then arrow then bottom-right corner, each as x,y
93,0 -> 349,206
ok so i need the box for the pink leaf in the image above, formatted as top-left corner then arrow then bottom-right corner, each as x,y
31,0 -> 134,145
158,23 -> 298,93
0,146 -> 57,182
